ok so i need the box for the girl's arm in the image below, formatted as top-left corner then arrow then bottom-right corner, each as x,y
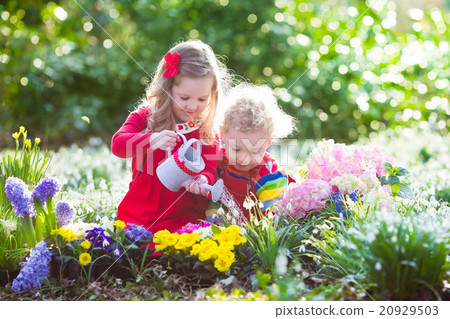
199,137 -> 220,185
111,108 -> 153,159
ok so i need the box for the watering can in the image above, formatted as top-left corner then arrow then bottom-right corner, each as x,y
156,133 -> 205,192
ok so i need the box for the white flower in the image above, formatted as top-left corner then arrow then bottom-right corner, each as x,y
71,221 -> 98,236
99,216 -> 114,232
243,197 -> 255,210
102,238 -> 110,248
0,219 -> 17,236
217,207 -> 226,215
113,246 -> 121,257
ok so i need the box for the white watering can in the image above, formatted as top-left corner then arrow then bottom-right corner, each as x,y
156,133 -> 205,192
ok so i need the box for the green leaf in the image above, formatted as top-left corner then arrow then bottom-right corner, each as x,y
255,271 -> 271,290
387,176 -> 400,185
383,162 -> 393,174
396,167 -> 409,177
380,176 -> 389,186
211,224 -> 221,235
398,184 -> 415,199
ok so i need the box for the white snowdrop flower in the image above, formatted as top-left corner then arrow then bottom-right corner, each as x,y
267,212 -> 274,219
312,228 -> 319,234
298,245 -> 306,253
261,219 -> 268,230
102,238 -> 110,248
275,252 -> 288,275
243,198 -> 255,210
375,262 -> 382,271
258,201 -> 264,209
217,207 -> 226,215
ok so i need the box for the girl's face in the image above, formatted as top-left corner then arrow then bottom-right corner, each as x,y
222,129 -> 271,172
171,75 -> 214,123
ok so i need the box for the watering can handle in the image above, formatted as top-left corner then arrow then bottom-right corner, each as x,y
166,132 -> 187,157
177,137 -> 202,163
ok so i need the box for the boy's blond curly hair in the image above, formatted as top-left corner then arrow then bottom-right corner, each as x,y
219,83 -> 294,139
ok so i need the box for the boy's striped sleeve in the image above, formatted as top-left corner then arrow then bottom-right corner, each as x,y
254,158 -> 291,210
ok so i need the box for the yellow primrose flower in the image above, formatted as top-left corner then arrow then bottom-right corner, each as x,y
80,240 -> 91,250
190,243 -> 201,256
35,137 -> 40,145
198,247 -> 215,262
214,256 -> 233,272
79,253 -> 92,266
12,132 -> 20,140
165,233 -> 178,247
19,126 -> 25,134
114,220 -> 126,230
25,139 -> 31,149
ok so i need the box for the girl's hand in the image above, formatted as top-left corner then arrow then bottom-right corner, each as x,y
149,130 -> 180,152
185,175 -> 209,196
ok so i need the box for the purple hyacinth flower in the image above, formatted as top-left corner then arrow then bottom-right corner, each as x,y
12,240 -> 52,292
4,176 -> 35,218
55,201 -> 75,227
32,176 -> 61,206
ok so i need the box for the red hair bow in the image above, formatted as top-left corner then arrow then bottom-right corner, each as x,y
162,51 -> 181,78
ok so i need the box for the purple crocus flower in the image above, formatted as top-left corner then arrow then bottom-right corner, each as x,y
4,176 -> 35,218
55,201 -> 75,227
32,176 -> 61,206
12,240 -> 52,292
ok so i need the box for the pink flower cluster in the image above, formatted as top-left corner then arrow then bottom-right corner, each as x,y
307,140 -> 394,182
276,179 -> 332,217
176,222 -> 211,234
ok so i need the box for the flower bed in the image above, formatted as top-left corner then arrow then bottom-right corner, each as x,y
0,128 -> 448,301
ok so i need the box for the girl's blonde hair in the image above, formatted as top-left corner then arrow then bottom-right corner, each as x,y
140,40 -> 230,145
220,83 -> 294,139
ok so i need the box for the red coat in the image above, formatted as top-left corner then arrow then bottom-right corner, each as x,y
111,107 -> 219,233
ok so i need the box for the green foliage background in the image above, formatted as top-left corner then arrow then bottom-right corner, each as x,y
1,0 -> 449,148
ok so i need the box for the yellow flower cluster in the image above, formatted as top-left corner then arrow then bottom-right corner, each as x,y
114,220 -> 126,230
153,230 -> 200,252
193,225 -> 246,272
153,225 -> 247,272
52,226 -> 79,242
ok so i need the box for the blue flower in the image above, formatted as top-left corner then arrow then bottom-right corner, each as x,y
125,223 -> 152,241
32,176 -> 61,206
206,214 -> 222,225
85,227 -> 112,251
349,190 -> 358,202
4,177 -> 35,218
55,201 -> 75,227
330,190 -> 358,218
12,240 -> 52,292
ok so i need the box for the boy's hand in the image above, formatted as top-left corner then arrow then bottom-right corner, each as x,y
185,175 -> 209,196
149,130 -> 180,152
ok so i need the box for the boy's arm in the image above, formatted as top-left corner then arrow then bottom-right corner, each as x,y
254,155 -> 293,210
111,108 -> 155,159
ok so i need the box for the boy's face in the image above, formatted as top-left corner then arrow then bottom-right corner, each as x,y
222,129 -> 271,172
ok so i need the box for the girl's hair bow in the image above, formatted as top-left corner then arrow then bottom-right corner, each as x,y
162,51 -> 181,78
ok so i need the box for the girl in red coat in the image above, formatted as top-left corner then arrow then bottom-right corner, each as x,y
112,40 -> 230,233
